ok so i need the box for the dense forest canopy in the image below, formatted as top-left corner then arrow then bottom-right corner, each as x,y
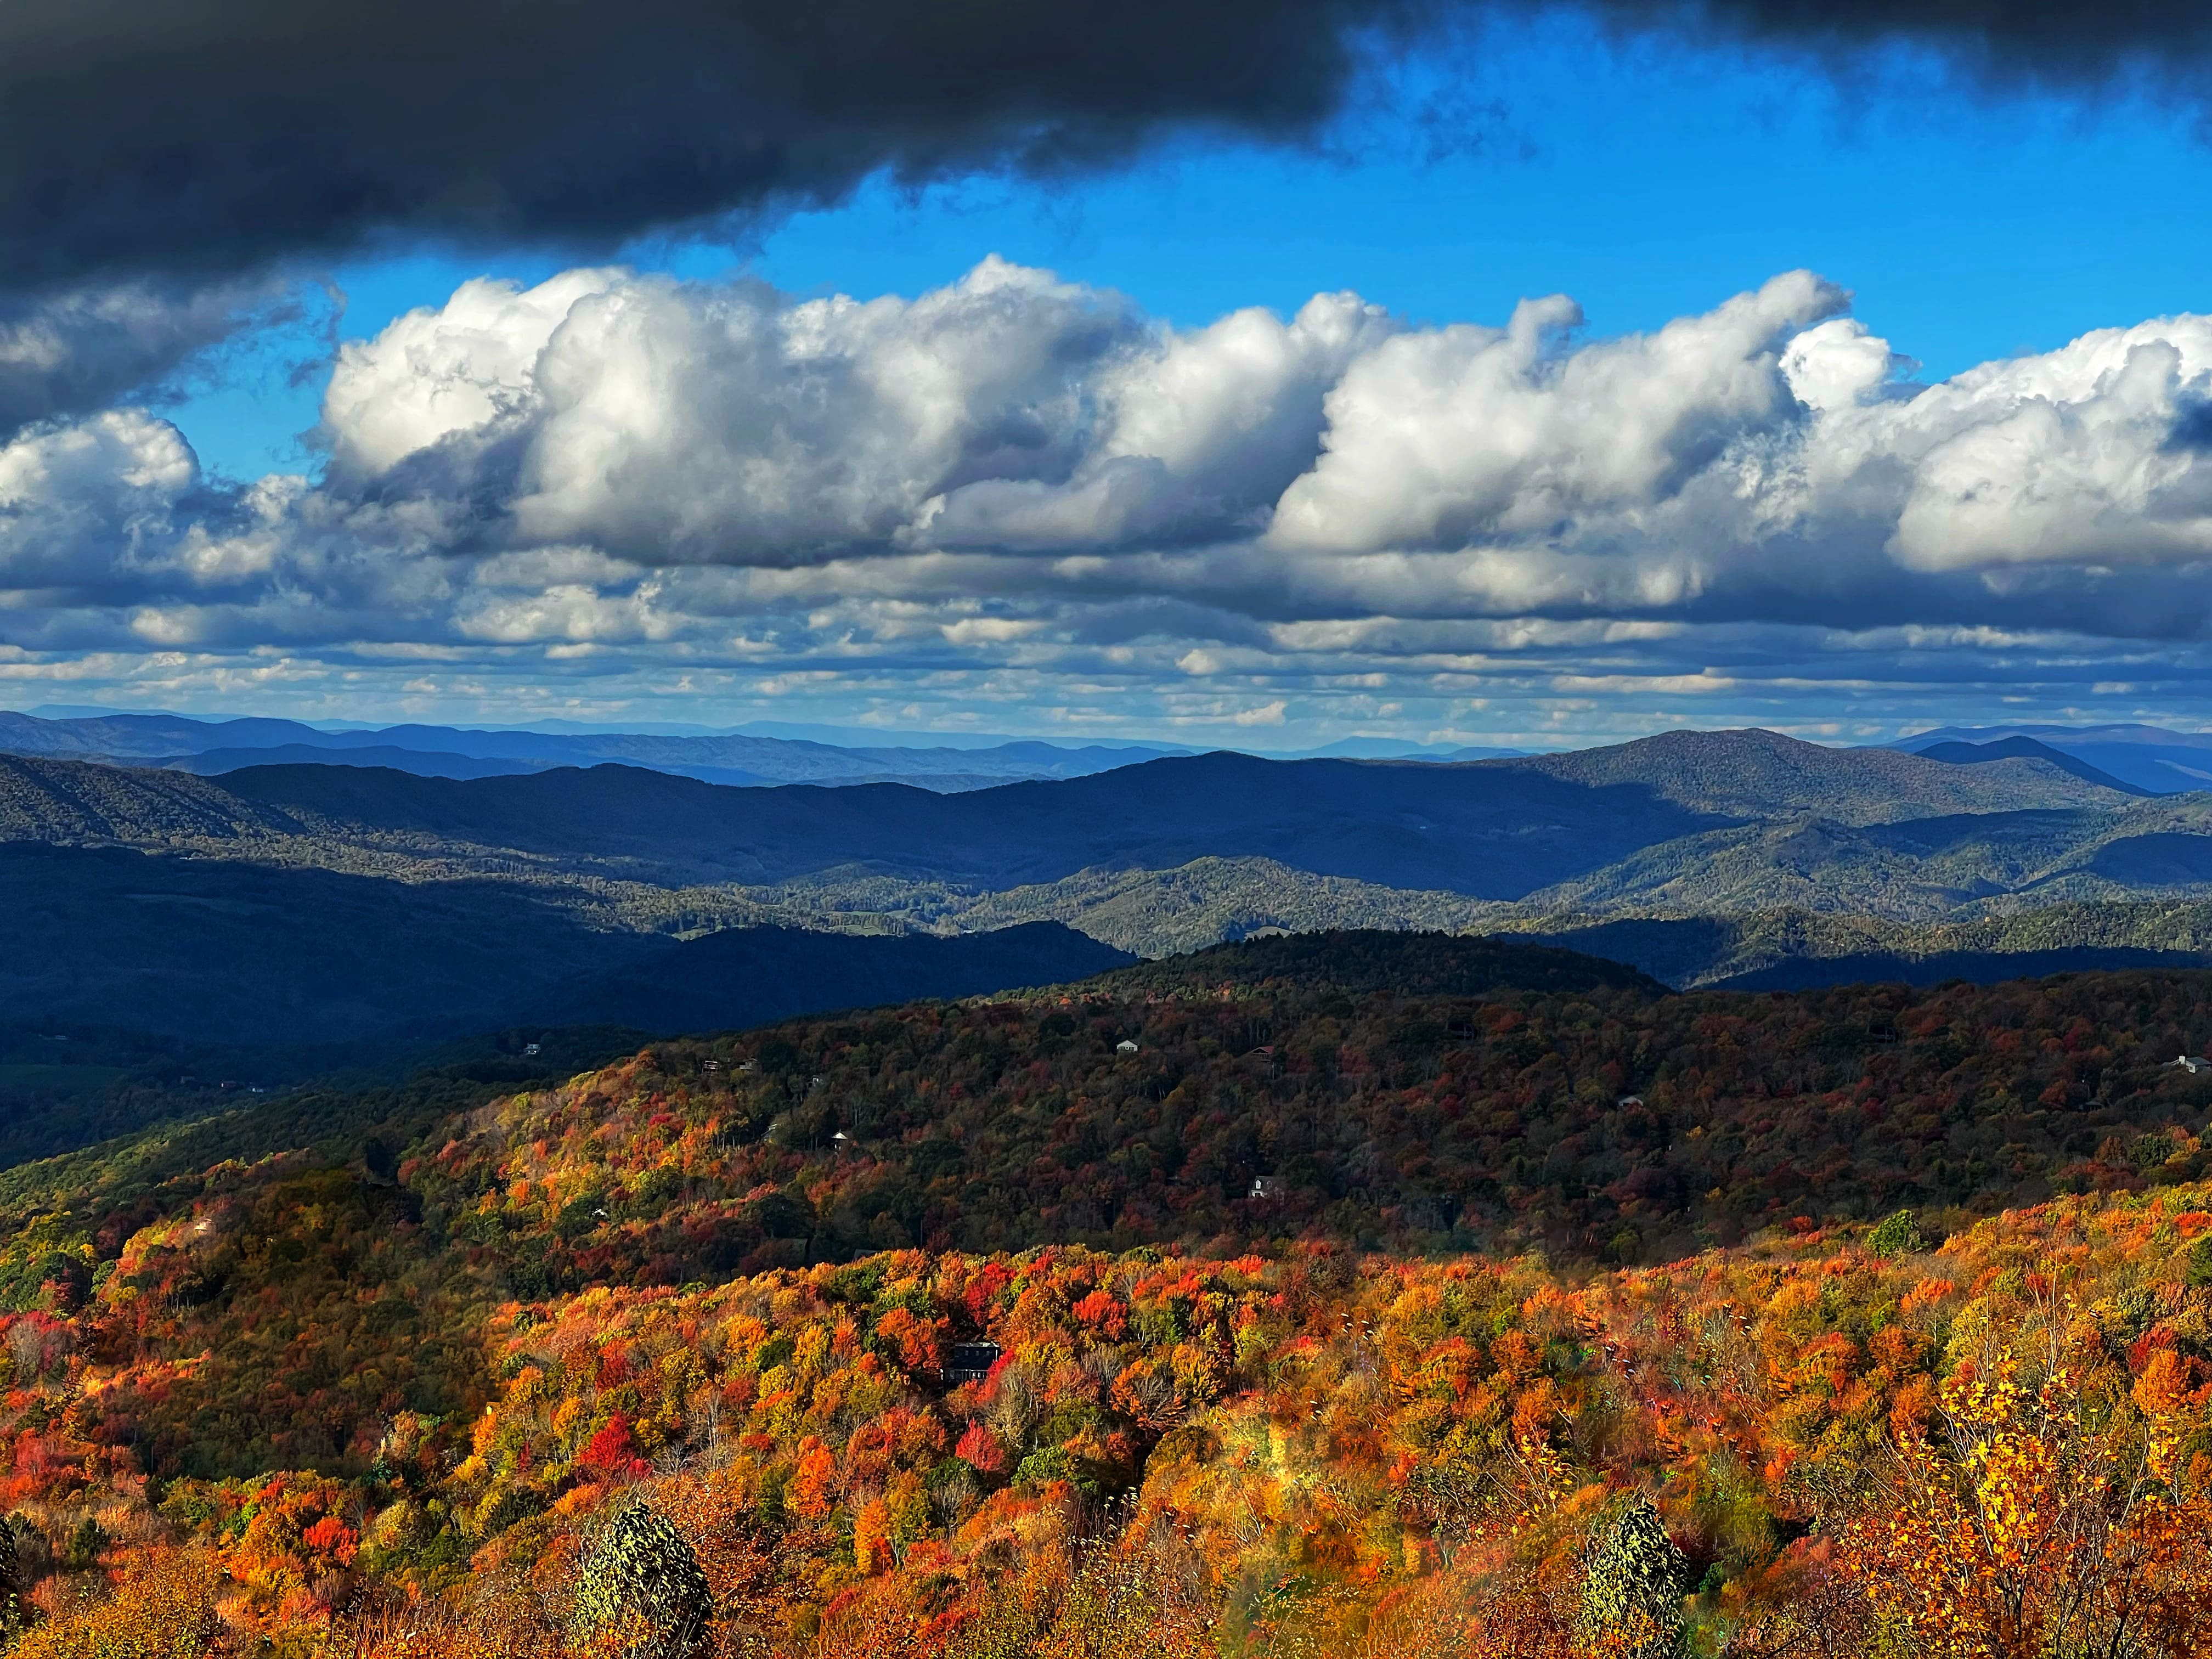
392,941 -> 2212,1278
0,934 -> 2205,1654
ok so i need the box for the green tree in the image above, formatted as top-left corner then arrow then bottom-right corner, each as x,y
1582,1493 -> 1689,1657
573,1500 -> 713,1659
1867,1208 -> 1927,1259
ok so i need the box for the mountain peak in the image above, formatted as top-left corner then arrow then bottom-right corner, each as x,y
1498,726 -> 2129,825
1911,735 -> 2151,797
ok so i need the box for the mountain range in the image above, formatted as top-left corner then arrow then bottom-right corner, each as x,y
0,707 -> 1528,793
0,724 -> 2204,1045
0,708 -> 1189,792
0,727 -> 2133,895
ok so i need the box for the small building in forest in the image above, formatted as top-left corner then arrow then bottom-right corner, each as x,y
946,1342 -> 1002,1386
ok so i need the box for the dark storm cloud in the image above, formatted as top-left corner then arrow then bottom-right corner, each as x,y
0,278 -> 290,435
1628,0 -> 2212,83
0,0 -> 1432,288
7,0 -> 2211,291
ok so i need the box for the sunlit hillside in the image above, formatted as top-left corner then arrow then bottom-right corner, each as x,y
0,939 -> 2204,1652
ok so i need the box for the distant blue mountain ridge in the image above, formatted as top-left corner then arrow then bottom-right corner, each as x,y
0,708 -> 1522,789
0,708 -> 1185,791
1887,724 -> 2212,795
7,706 -> 2207,797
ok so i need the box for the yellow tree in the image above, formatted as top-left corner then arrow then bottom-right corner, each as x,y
11,1550 -> 222,1659
1839,1342 -> 2212,1658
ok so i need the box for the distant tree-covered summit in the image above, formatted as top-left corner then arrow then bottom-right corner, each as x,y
1091,927 -> 1667,999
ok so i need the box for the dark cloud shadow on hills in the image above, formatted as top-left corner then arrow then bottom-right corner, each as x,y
0,842 -> 661,1044
2083,833 -> 2212,889
0,842 -> 1134,1049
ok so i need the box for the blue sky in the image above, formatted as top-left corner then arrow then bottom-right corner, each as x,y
176,19 -> 2212,483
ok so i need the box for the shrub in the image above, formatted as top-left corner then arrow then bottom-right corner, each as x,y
572,1500 -> 712,1659
60,1517 -> 104,1573
2187,1233 -> 2212,1290
1012,1445 -> 1078,1492
1867,1209 -> 1928,1259
1582,1493 -> 1689,1657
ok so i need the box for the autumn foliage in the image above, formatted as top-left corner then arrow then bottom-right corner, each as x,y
0,964 -> 2199,1654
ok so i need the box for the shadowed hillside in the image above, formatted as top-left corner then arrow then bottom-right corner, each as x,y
535,922 -> 1135,1034
0,842 -> 1130,1046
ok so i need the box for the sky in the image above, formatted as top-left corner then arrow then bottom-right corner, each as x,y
8,3 -> 2212,747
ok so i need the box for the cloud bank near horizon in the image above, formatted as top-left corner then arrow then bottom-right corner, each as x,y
5,258 -> 2212,739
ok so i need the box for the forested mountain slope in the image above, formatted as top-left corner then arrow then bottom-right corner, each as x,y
0,939 -> 2208,1654
413,944 -> 2211,1270
0,753 -> 268,841
1505,725 -> 2129,821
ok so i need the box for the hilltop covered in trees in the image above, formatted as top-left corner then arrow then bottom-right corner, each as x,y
13,1164 -> 2212,1655
402,945 -> 2212,1272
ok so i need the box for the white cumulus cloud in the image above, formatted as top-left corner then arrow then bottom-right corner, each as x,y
1269,270 -> 1848,552
7,256 -> 2212,733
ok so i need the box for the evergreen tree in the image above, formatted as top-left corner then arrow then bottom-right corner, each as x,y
573,1500 -> 713,1659
1582,1493 -> 1689,1656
